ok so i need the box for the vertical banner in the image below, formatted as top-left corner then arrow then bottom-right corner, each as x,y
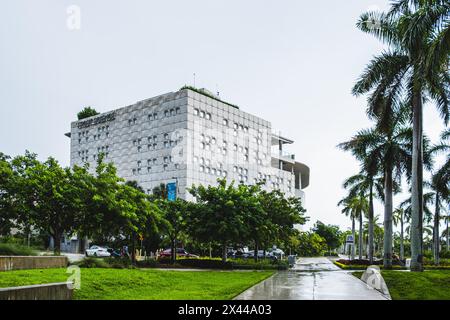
167,182 -> 177,201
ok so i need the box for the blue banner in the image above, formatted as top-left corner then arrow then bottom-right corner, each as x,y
167,182 -> 177,201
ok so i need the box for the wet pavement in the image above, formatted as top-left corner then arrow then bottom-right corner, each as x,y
234,257 -> 388,300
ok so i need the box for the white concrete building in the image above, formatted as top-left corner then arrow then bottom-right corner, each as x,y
67,87 -> 309,202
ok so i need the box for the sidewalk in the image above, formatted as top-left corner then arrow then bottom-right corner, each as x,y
234,257 -> 388,300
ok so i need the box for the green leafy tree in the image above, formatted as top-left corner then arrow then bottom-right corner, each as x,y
77,106 -> 99,120
295,232 -> 327,257
312,221 -> 342,255
11,156 -> 81,254
157,199 -> 191,263
0,153 -> 15,236
188,179 -> 255,263
260,189 -> 308,252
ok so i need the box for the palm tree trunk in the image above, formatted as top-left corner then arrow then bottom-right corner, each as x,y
410,88 -> 424,272
447,213 -> 449,252
433,193 -> 440,265
368,185 -> 374,263
359,214 -> 363,260
400,213 -> 404,261
383,167 -> 393,269
351,217 -> 356,260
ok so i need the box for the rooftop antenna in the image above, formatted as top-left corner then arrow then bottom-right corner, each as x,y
216,83 -> 220,98
193,73 -> 196,87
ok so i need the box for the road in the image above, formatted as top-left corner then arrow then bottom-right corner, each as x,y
234,257 -> 389,300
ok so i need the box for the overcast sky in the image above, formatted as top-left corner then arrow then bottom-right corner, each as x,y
0,0 -> 446,231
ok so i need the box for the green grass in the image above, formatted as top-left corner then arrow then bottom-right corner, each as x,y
0,268 -> 273,300
352,270 -> 450,300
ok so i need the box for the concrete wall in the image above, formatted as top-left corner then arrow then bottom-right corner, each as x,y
0,256 -> 68,272
0,282 -> 73,300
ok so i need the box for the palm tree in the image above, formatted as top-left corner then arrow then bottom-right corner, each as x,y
338,196 -> 357,260
393,207 -> 406,260
429,129 -> 450,263
338,195 -> 368,260
354,0 -> 450,271
339,172 -> 384,262
339,116 -> 411,268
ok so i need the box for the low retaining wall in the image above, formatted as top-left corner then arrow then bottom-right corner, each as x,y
0,256 -> 68,271
0,282 -> 73,300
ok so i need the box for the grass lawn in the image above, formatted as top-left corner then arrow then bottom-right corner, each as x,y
353,270 -> 450,300
0,268 -> 273,300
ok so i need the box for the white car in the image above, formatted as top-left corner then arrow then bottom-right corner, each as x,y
85,245 -> 111,257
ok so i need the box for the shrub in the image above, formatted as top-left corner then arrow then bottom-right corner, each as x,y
105,257 -> 133,269
423,258 -> 450,266
136,258 -> 159,268
334,261 -> 406,270
231,258 -> 289,270
0,243 -> 38,256
178,258 -> 233,270
75,257 -> 111,268
336,259 -> 403,266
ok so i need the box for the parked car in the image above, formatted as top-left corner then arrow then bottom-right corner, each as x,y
159,248 -> 199,259
85,245 -> 111,257
237,250 -> 254,259
267,248 -> 285,259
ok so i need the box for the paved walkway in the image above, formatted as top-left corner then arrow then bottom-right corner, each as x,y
234,257 -> 388,300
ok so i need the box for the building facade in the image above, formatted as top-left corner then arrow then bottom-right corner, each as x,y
67,87 -> 309,203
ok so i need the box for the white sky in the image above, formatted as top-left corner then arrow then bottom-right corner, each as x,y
0,0 -> 446,231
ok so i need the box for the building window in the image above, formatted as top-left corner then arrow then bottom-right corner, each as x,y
163,164 -> 168,171
194,108 -> 199,116
164,110 -> 169,117
137,161 -> 141,167
206,113 -> 211,120
137,146 -> 142,152
200,111 -> 205,118
132,169 -> 136,175
147,167 -> 152,173
176,107 -> 180,114
199,165 -> 204,172
223,119 -> 228,126
170,109 -> 175,116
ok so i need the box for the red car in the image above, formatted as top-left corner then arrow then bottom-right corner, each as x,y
159,248 -> 199,258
